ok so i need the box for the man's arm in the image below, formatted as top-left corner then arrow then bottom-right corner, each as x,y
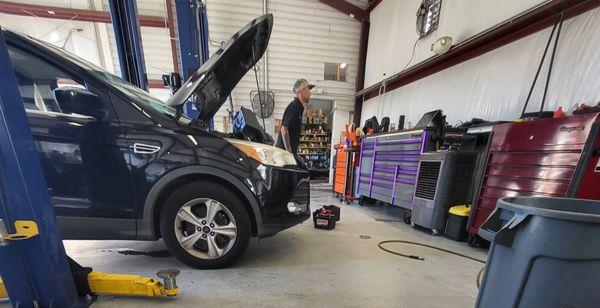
280,126 -> 292,152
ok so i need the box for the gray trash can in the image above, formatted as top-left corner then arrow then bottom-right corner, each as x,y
476,197 -> 600,308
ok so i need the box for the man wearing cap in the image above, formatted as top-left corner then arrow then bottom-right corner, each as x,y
276,79 -> 315,154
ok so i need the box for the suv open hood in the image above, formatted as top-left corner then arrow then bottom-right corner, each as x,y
166,14 -> 273,122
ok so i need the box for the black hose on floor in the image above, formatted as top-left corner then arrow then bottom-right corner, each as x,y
378,240 -> 487,288
378,240 -> 486,263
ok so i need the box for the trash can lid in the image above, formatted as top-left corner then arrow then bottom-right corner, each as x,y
449,205 -> 471,217
499,197 -> 600,224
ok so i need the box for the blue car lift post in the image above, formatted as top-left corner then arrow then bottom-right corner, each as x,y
0,29 -> 85,308
174,0 -> 212,125
109,0 -> 148,91
111,0 -> 212,126
0,25 -> 180,307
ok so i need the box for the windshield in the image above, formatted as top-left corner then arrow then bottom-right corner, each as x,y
27,34 -> 191,123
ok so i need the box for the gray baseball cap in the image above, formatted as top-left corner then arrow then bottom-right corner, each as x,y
293,78 -> 315,94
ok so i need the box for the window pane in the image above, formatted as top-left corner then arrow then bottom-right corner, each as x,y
324,62 -> 348,82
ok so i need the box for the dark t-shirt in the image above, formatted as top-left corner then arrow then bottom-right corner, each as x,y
276,98 -> 304,153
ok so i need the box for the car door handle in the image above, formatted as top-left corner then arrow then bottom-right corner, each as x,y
131,143 -> 161,154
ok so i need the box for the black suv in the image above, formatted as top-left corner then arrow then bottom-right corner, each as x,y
3,14 -> 310,269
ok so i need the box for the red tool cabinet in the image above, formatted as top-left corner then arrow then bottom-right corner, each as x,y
467,112 -> 600,238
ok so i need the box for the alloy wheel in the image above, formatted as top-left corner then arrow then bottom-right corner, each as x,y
174,198 -> 237,259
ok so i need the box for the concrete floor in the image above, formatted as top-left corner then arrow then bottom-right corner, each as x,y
1,188 -> 488,307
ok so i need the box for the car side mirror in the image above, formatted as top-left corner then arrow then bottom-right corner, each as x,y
54,86 -> 108,120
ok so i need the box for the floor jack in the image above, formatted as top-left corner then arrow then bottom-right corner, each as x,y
0,220 -> 180,302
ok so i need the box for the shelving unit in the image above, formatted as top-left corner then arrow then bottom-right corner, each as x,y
300,100 -> 333,181
299,124 -> 331,180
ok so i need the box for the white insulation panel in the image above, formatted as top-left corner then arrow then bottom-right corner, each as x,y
365,0 -> 550,88
361,8 -> 600,127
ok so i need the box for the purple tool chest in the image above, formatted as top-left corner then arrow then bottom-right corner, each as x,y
356,128 -> 436,209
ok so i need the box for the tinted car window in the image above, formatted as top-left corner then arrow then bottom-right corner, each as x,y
7,45 -> 107,119
30,37 -> 190,123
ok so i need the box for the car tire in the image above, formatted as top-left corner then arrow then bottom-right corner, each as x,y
160,181 -> 251,269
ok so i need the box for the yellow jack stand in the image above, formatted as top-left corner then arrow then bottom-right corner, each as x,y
1,269 -> 179,300
87,269 -> 180,297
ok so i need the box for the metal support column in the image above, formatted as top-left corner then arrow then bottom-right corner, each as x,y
174,0 -> 210,124
198,2 -> 210,65
109,0 -> 148,90
174,0 -> 200,81
0,30 -> 86,308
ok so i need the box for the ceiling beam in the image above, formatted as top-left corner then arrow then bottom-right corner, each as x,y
357,0 -> 600,101
0,1 -> 166,28
148,79 -> 167,88
318,0 -> 368,22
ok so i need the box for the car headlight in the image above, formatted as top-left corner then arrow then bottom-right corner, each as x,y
226,138 -> 297,167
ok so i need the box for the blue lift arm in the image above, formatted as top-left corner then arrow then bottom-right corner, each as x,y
174,0 -> 211,126
0,29 -> 85,308
109,0 -> 148,91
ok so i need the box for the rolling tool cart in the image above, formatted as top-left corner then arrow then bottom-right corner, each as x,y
356,128 -> 437,210
333,144 -> 360,204
334,124 -> 361,204
333,143 -> 345,196
466,112 -> 600,246
356,110 -> 445,211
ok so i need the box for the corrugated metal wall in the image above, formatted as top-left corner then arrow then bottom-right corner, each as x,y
361,7 -> 600,126
204,0 -> 365,134
268,0 -> 361,116
205,0 -> 264,128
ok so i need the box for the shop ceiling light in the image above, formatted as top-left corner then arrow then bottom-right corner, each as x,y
431,36 -> 453,55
